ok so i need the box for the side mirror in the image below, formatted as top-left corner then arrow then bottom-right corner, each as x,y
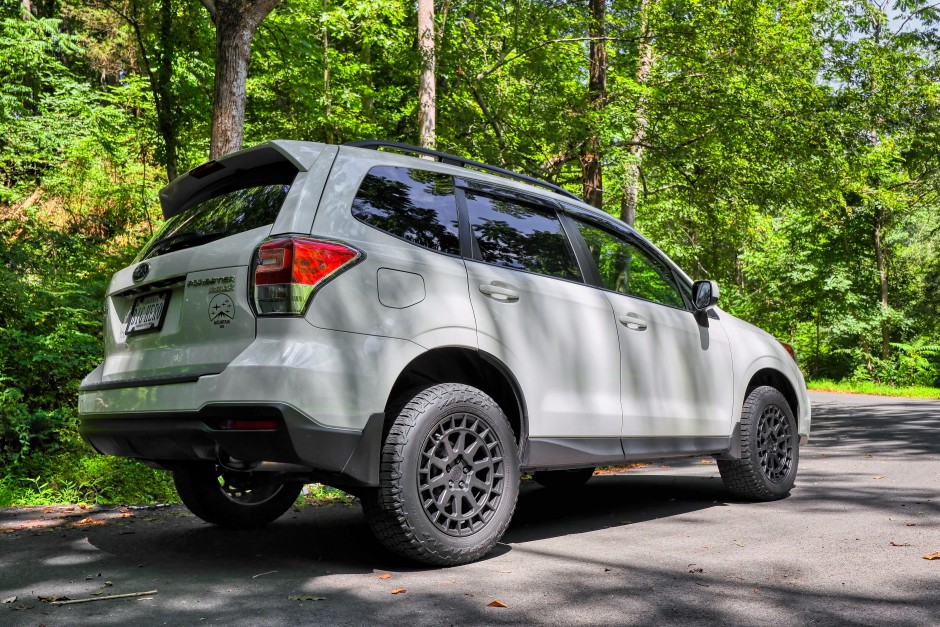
692,280 -> 719,311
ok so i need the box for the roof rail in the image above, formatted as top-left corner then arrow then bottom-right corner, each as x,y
344,140 -> 581,202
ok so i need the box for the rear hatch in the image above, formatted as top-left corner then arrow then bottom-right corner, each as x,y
95,144 -> 312,386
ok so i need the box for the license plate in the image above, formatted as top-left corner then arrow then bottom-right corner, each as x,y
125,291 -> 170,335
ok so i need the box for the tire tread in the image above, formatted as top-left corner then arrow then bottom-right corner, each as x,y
363,383 -> 519,566
717,385 -> 798,501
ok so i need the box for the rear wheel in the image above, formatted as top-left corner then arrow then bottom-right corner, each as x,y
718,386 -> 799,501
532,467 -> 595,488
362,383 -> 520,566
173,464 -> 302,529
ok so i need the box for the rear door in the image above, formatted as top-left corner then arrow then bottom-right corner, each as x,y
459,183 -> 623,446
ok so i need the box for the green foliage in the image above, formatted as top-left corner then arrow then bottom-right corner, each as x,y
0,453 -> 178,507
1,0 -> 939,506
807,378 -> 940,400
294,483 -> 353,508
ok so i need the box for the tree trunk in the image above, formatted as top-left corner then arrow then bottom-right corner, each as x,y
580,0 -> 606,209
155,0 -> 178,181
108,0 -> 180,182
417,0 -> 436,149
322,0 -> 333,143
199,0 -> 280,159
873,204 -> 890,359
360,39 -> 374,125
621,0 -> 654,226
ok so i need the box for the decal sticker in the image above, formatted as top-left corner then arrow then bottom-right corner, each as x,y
188,276 -> 235,287
208,293 -> 235,328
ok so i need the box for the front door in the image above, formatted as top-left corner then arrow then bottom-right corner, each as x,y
566,216 -> 734,445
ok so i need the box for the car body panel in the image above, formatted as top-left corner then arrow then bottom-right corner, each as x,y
466,259 -> 623,438
304,152 -> 478,350
606,293 -> 735,438
81,318 -> 424,432
79,139 -> 812,482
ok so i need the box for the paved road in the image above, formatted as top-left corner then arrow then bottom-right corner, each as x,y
1,392 -> 938,626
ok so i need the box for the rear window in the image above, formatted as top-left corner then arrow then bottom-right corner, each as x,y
465,189 -> 581,281
139,184 -> 290,260
351,166 -> 460,255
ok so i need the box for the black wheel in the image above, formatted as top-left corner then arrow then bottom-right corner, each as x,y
362,383 -> 520,566
718,386 -> 799,501
532,467 -> 595,488
173,464 -> 303,529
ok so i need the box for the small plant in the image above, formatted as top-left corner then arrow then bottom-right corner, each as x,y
890,338 -> 940,387
294,483 -> 353,509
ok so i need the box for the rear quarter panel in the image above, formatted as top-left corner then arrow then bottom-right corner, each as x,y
303,150 -> 478,350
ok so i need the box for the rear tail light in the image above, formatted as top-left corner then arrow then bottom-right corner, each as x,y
780,342 -> 798,364
253,236 -> 362,315
213,419 -> 279,430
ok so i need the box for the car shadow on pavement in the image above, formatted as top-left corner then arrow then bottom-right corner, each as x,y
506,474 -> 729,545
70,473 -> 729,571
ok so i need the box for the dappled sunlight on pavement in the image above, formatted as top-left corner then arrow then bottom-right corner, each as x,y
0,392 -> 937,625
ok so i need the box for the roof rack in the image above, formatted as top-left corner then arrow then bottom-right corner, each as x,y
344,140 -> 581,202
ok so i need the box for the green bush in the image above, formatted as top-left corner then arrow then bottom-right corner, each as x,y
0,447 -> 178,507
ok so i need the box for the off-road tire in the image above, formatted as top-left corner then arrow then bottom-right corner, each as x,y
362,383 -> 520,566
174,464 -> 302,529
532,467 -> 595,488
718,386 -> 799,501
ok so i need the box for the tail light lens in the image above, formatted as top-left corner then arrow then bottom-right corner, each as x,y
253,236 -> 361,315
780,341 -> 798,364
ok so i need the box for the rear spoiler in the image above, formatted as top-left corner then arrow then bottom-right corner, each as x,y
158,141 -> 327,219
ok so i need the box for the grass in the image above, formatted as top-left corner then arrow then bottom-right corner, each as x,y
807,378 -> 940,400
0,449 -> 179,507
294,483 -> 354,508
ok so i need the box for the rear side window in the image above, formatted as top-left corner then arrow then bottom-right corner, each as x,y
351,166 -> 460,255
464,190 -> 581,281
140,184 -> 290,260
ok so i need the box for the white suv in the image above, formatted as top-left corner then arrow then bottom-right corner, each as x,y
79,140 -> 811,565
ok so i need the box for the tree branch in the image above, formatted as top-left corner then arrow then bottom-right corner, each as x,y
892,2 -> 940,37
475,36 -> 639,82
199,0 -> 217,23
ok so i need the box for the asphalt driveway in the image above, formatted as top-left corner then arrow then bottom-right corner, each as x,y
1,391 -> 938,626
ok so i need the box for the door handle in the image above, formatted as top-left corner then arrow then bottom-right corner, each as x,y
479,283 -> 520,302
618,313 -> 648,331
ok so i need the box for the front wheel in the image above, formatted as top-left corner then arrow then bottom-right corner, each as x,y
173,464 -> 302,529
718,386 -> 799,501
363,383 -> 520,566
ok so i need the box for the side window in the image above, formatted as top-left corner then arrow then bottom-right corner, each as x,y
464,189 -> 582,281
572,219 -> 685,309
351,166 -> 460,255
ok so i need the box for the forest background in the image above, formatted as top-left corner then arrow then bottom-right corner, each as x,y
0,0 -> 938,505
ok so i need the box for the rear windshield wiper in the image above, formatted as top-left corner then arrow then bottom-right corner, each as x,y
145,231 -> 223,258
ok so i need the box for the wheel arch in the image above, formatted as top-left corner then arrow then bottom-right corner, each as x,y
384,347 -> 528,452
745,367 -> 799,418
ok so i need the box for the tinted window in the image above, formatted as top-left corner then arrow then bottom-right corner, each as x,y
351,167 -> 460,255
465,190 -> 581,281
573,219 -> 685,308
140,184 -> 290,260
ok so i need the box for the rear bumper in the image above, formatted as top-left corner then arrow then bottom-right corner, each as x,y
78,403 -> 383,487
